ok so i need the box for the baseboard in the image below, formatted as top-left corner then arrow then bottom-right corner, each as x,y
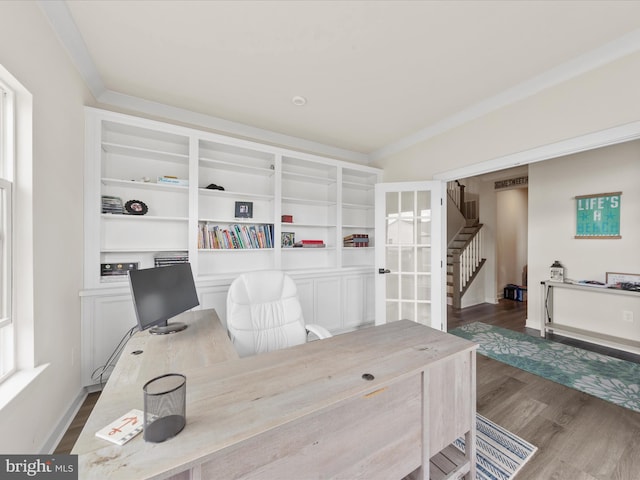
41,388 -> 88,454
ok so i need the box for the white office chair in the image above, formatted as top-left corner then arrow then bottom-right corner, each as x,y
226,270 -> 332,357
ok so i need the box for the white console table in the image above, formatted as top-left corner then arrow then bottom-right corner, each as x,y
541,280 -> 640,354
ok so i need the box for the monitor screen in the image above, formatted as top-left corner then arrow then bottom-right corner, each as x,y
128,263 -> 200,334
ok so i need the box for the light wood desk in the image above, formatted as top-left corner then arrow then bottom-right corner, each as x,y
73,309 -> 477,480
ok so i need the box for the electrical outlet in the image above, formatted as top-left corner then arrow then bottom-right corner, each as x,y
622,311 -> 634,323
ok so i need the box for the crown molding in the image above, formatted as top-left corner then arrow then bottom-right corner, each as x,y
370,28 -> 640,162
39,1 -> 640,165
37,0 -> 106,98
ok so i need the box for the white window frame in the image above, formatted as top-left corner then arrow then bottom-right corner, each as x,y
0,82 -> 15,382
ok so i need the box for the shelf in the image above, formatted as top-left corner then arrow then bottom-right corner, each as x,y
101,247 -> 188,253
281,196 -> 336,207
102,142 -> 188,164
282,170 -> 336,185
200,217 -> 274,225
544,280 -> 640,297
342,180 -> 375,191
342,202 -> 373,210
102,177 -> 188,192
545,323 -> 640,351
198,248 -> 274,252
282,247 -> 336,252
101,214 -> 188,222
281,223 -> 337,228
343,224 -> 374,229
199,157 -> 275,177
198,188 -> 274,202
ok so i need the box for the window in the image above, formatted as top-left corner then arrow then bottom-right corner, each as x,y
0,83 -> 14,382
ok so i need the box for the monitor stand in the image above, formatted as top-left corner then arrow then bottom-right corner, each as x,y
149,322 -> 188,335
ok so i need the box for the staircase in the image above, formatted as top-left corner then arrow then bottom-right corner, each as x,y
447,182 -> 486,309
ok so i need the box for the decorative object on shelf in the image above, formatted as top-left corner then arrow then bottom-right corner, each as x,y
343,234 -> 369,247
281,214 -> 293,223
101,262 -> 138,277
281,232 -> 295,247
235,201 -> 253,218
606,272 -> 640,291
205,183 -> 225,191
549,260 -> 564,282
124,199 -> 148,215
575,191 -> 621,239
101,195 -> 124,214
157,175 -> 188,186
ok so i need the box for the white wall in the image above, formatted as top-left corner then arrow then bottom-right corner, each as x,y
0,2 -> 92,452
496,188 -> 528,290
528,141 -> 640,336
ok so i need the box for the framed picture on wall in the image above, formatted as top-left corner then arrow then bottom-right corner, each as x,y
575,191 -> 621,239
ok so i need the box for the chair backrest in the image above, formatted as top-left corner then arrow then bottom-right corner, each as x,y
226,271 -> 307,357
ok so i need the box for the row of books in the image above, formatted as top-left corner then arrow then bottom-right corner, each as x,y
154,252 -> 188,267
343,233 -> 369,247
198,223 -> 274,250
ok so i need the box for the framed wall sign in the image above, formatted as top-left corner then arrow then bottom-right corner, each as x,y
575,191 -> 621,239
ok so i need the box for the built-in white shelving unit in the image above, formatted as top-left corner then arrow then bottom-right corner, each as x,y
81,108 -> 382,386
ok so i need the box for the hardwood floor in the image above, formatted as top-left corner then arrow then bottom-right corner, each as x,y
54,391 -> 100,454
448,299 -> 640,480
56,300 -> 640,479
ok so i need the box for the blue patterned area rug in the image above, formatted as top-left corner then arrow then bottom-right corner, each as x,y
453,414 -> 537,480
450,322 -> 640,413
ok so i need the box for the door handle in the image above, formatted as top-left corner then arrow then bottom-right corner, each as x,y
378,268 -> 391,274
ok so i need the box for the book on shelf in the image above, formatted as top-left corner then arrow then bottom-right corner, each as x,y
293,239 -> 326,248
198,223 -> 274,250
154,252 -> 189,267
95,409 -> 146,446
343,233 -> 369,247
101,195 -> 124,214
157,176 -> 188,187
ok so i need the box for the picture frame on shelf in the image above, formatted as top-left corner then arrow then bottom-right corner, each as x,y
281,232 -> 295,248
235,201 -> 253,219
605,272 -> 640,285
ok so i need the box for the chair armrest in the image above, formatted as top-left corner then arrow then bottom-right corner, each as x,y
305,324 -> 333,340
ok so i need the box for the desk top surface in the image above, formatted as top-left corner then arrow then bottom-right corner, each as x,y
73,309 -> 476,479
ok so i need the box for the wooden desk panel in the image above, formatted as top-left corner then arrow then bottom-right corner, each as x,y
73,310 -> 476,480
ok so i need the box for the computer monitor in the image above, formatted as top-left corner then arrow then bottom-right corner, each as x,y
128,263 -> 200,335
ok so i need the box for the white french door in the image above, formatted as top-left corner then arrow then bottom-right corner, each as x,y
374,181 -> 444,330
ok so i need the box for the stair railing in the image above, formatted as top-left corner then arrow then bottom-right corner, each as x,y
451,226 -> 483,308
447,181 -> 465,216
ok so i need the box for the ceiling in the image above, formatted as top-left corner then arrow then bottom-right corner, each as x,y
41,1 -> 640,162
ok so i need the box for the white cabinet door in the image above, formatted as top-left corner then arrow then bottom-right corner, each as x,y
314,277 -> 342,332
81,294 -> 137,386
374,182 -> 444,330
